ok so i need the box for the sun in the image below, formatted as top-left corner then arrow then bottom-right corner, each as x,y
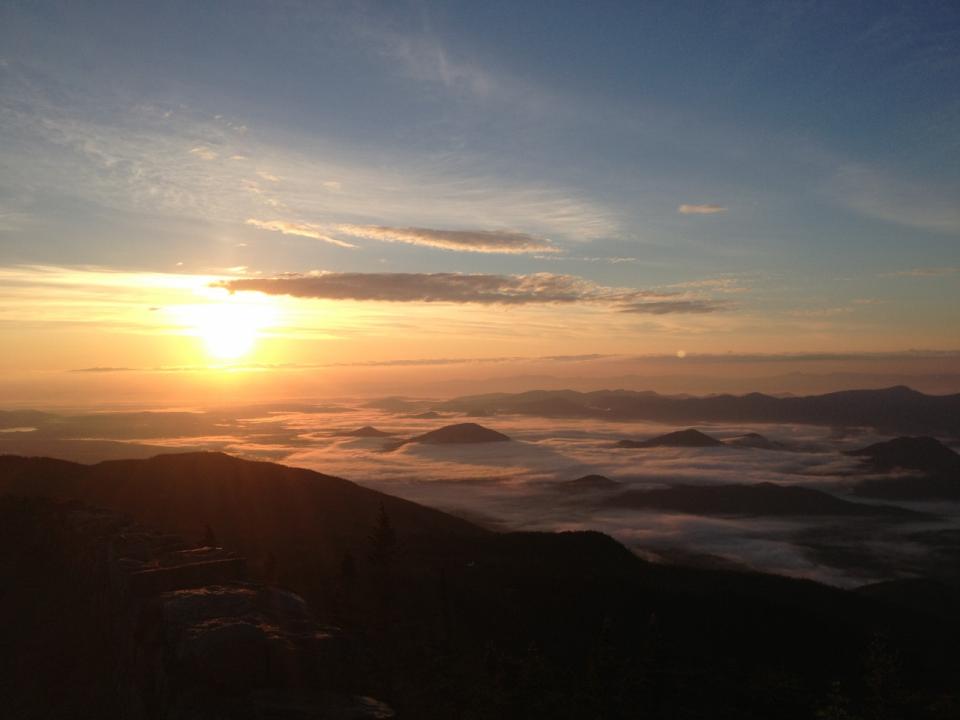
197,304 -> 258,360
182,295 -> 278,362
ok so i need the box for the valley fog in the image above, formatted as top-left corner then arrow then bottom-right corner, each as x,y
5,396 -> 958,588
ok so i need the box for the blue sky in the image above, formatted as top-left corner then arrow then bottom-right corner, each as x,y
0,0 -> 958,381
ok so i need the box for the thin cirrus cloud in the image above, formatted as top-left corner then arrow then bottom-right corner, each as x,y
880,267 -> 960,278
677,204 -> 728,215
619,298 -> 728,315
215,272 -> 730,314
246,219 -> 557,254
831,165 -> 960,234
244,220 -> 356,248
1,71 -> 617,245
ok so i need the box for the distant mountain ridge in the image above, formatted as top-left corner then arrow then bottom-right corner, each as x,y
616,428 -> 723,448
441,385 -> 960,435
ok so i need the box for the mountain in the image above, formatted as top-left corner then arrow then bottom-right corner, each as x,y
848,437 -> 960,500
2,451 -> 960,718
603,482 -> 929,519
442,386 -> 960,435
616,428 -> 723,448
0,452 -> 485,574
405,422 -> 511,445
846,436 -> 960,474
334,425 -> 394,437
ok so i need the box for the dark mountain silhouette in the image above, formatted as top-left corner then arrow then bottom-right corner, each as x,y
616,428 -> 723,448
407,410 -> 442,420
334,425 -> 394,438
847,436 -> 960,474
406,422 -> 511,445
2,451 -> 960,718
555,474 -> 623,493
856,578 -> 960,621
0,452 -> 484,575
442,385 -> 960,435
848,437 -> 960,500
604,482 -> 929,519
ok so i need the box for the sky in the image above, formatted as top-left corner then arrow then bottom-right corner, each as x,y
1,0 -> 958,403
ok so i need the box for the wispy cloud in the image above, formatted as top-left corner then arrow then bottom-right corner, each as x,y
619,299 -> 730,315
189,146 -> 218,161
678,204 -> 727,215
216,271 -> 730,314
244,220 -> 356,248
335,225 -> 556,254
1,75 -> 618,242
831,165 -> 960,233
880,266 -> 960,278
664,277 -> 750,294
246,218 -> 559,255
246,220 -> 556,254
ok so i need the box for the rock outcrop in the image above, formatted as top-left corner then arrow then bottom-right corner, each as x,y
0,495 -> 392,720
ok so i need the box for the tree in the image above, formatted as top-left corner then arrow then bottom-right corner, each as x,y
368,503 -> 397,568
202,523 -> 217,548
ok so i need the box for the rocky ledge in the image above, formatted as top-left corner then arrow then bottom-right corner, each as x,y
0,495 -> 393,720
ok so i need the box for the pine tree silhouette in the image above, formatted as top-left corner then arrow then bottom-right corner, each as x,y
368,503 -> 397,568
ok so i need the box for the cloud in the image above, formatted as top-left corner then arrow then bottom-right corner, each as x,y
619,299 -> 730,315
335,224 -> 556,254
2,81 -> 618,243
189,146 -> 218,160
678,204 -> 727,215
880,267 -> 960,278
217,272 -> 594,304
534,254 -> 642,264
665,277 -> 749,294
831,165 -> 960,233
245,219 -> 356,248
71,366 -> 135,373
216,271 -> 728,314
247,220 -> 556,254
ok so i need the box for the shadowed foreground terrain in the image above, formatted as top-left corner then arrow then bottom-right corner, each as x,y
3,451 -> 960,719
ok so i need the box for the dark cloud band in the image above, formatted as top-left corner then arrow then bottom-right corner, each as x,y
215,272 -> 730,313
